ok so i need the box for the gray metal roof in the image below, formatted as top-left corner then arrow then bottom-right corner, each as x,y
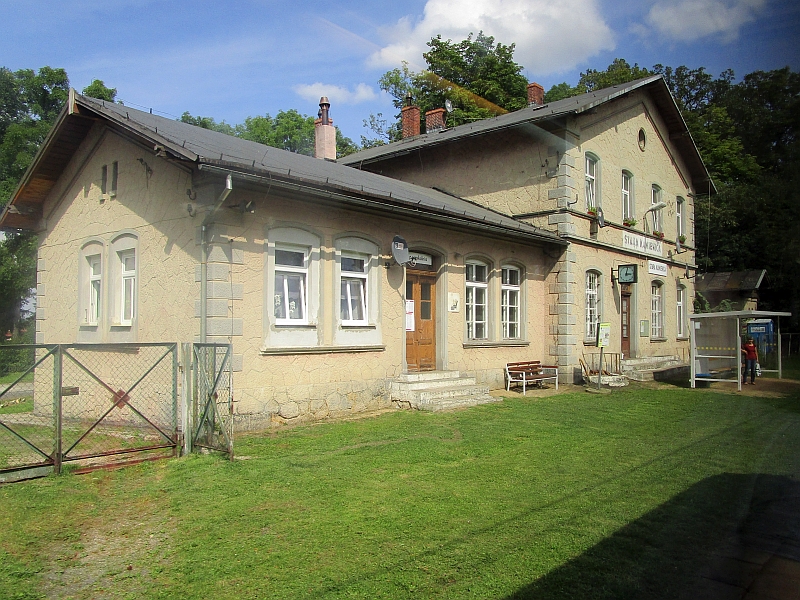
339,75 -> 715,194
1,91 -> 565,247
695,270 -> 767,293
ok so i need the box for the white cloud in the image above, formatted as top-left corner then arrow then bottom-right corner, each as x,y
293,82 -> 378,105
643,0 -> 768,43
367,0 -> 616,76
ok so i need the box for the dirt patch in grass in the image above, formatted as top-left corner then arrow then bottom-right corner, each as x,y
39,494 -> 174,599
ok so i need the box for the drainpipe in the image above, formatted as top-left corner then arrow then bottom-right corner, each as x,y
200,174 -> 233,342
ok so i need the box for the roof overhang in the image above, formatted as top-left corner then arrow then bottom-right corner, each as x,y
197,162 -> 568,248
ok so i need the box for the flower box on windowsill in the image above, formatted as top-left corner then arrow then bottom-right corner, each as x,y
652,231 -> 664,239
623,218 -> 637,227
678,235 -> 687,244
586,207 -> 598,217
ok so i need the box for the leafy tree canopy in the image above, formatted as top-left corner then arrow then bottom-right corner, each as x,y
0,66 -> 69,335
181,108 -> 358,158
368,32 -> 528,142
82,79 -> 117,102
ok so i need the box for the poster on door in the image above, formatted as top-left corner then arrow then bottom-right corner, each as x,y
405,300 -> 415,332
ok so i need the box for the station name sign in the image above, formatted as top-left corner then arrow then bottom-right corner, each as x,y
622,231 -> 663,257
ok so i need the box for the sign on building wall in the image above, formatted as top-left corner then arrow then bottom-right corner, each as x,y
648,260 -> 668,277
408,252 -> 433,266
448,292 -> 460,312
622,231 -> 663,257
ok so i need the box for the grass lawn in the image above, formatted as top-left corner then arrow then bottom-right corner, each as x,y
0,379 -> 798,599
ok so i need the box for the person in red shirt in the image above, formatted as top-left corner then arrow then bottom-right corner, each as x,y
741,337 -> 759,384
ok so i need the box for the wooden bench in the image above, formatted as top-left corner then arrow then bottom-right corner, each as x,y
505,361 -> 559,394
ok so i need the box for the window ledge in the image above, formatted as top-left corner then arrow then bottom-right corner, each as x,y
650,337 -> 667,342
273,323 -> 317,330
260,344 -> 385,356
340,324 -> 376,330
463,340 -> 530,349
676,336 -> 690,341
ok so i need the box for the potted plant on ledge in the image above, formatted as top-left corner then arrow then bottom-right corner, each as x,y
623,218 -> 637,227
653,230 -> 664,239
587,206 -> 598,217
678,234 -> 687,245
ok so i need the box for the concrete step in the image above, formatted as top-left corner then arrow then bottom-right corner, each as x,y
622,356 -> 686,381
391,371 -> 496,412
414,394 -> 498,412
393,371 -> 463,383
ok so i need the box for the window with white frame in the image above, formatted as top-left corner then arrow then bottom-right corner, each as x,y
676,286 -> 687,338
676,196 -> 685,238
501,266 -> 521,339
466,260 -> 488,340
106,233 -> 138,329
274,246 -> 308,324
585,154 -> 598,210
651,185 -> 663,233
340,253 -> 368,325
86,254 -> 101,324
651,282 -> 663,338
622,171 -> 633,221
586,271 -> 600,340
119,250 -> 136,326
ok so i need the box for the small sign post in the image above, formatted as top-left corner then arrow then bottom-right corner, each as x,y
596,322 -> 611,390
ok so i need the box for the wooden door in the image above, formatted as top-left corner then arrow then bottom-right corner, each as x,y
621,287 -> 631,358
406,272 -> 436,372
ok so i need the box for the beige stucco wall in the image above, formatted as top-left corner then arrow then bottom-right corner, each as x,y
202,186 -> 558,427
356,89 -> 697,366
35,126 -> 562,428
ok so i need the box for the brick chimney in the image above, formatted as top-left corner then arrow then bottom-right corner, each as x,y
401,92 -> 420,138
314,97 -> 336,160
425,108 -> 446,132
527,82 -> 544,106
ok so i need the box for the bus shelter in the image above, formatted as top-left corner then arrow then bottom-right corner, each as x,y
690,310 -> 791,390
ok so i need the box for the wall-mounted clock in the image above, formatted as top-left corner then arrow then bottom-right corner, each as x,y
618,264 -> 638,284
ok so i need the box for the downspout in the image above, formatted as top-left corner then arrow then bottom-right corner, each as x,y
200,174 -> 233,342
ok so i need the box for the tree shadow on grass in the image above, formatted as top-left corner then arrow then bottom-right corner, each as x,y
505,473 -> 800,600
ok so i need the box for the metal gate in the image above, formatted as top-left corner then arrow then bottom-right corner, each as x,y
189,343 -> 233,459
0,343 -> 178,480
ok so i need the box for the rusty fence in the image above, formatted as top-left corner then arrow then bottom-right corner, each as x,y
0,343 -> 178,481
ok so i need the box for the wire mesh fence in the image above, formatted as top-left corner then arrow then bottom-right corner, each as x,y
0,343 -> 177,479
191,343 -> 233,459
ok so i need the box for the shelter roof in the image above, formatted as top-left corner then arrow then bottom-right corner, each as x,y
695,270 -> 767,293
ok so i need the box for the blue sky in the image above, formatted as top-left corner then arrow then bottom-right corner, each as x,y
3,0 -> 799,144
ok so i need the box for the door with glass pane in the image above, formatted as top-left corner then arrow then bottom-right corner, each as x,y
406,272 -> 436,372
621,286 -> 631,358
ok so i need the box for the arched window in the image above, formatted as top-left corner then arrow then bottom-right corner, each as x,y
466,260 -> 489,340
501,265 -> 522,339
110,233 -> 138,327
585,154 -> 600,210
676,196 -> 685,239
586,270 -> 601,340
651,185 -> 663,233
79,240 -> 104,327
622,171 -> 634,222
676,285 -> 687,338
651,281 -> 664,339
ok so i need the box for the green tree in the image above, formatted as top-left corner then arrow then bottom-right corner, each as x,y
82,79 -> 117,102
370,32 -> 528,139
182,108 -> 357,158
545,59 -> 652,102
0,67 -> 68,335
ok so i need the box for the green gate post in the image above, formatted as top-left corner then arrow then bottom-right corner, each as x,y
53,346 -> 62,475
